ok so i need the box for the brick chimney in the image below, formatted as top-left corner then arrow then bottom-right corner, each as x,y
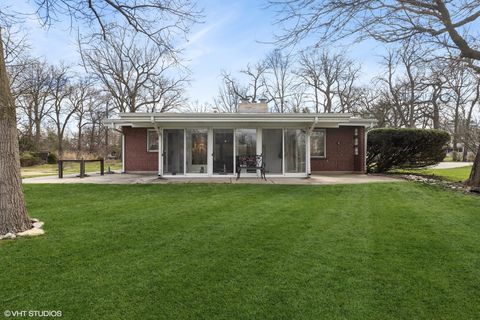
238,99 -> 268,113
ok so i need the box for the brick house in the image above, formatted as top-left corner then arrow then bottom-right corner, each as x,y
105,103 -> 376,178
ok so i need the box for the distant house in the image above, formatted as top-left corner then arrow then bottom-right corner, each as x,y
105,102 -> 376,178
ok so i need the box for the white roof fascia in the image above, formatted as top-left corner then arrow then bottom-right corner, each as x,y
105,113 -> 377,127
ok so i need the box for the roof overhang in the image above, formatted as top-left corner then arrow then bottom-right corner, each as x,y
104,112 -> 377,129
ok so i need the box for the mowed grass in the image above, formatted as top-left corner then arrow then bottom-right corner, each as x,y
1,183 -> 480,319
395,165 -> 472,183
21,160 -> 121,179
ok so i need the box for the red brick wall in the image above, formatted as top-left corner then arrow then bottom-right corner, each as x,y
123,126 -> 366,173
123,127 -> 158,172
311,126 -> 365,173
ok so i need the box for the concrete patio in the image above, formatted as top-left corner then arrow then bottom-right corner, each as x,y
22,172 -> 401,185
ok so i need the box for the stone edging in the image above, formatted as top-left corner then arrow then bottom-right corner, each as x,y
0,218 -> 45,240
397,174 -> 480,195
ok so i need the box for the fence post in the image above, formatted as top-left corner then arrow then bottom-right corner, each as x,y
80,159 -> 85,178
58,160 -> 63,179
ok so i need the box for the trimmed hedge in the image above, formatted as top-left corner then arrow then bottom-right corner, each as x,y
20,152 -> 42,167
47,153 -> 58,164
367,128 -> 450,173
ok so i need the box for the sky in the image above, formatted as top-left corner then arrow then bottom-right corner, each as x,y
4,0 -> 384,105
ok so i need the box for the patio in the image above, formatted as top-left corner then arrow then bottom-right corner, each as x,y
22,172 -> 400,185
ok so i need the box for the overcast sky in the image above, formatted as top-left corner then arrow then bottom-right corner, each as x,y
6,0 -> 384,105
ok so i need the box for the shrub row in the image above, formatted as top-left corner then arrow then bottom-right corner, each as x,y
367,128 -> 450,173
20,152 -> 58,167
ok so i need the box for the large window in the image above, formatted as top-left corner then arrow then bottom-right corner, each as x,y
284,129 -> 306,173
147,129 -> 159,152
310,129 -> 326,157
186,129 -> 208,174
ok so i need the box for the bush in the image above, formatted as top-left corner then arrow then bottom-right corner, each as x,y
47,153 -> 58,164
20,152 -> 42,167
367,128 -> 450,173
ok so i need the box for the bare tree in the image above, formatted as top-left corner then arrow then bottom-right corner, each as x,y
0,0 -> 200,235
145,75 -> 188,112
424,60 -> 449,129
443,60 -> 473,161
269,0 -> 480,187
47,65 -> 76,158
336,63 -> 361,113
376,45 -> 429,128
214,78 -> 243,113
184,100 -> 212,113
263,49 -> 296,113
297,50 -> 322,112
222,62 -> 268,103
297,49 -> 360,113
69,77 -> 99,157
14,59 -> 54,148
462,75 -> 480,161
79,26 -> 187,113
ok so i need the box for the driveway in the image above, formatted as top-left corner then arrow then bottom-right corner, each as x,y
22,172 -> 401,185
429,162 -> 473,169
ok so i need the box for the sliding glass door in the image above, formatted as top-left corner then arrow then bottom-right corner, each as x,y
186,129 -> 208,174
236,129 -> 257,175
262,129 -> 283,174
163,129 -> 184,175
284,129 -> 306,173
213,129 -> 234,174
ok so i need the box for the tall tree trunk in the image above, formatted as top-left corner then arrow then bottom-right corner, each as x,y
77,126 -> 82,159
104,127 -> 109,158
34,119 -> 41,150
467,144 -> 480,188
462,143 -> 468,162
0,30 -> 31,235
77,116 -> 83,159
57,134 -> 63,158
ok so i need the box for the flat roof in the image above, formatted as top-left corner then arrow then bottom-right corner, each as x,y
105,112 -> 377,128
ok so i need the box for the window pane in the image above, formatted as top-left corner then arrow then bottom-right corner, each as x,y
285,129 -> 306,173
235,129 -> 256,157
186,129 -> 208,174
310,129 -> 325,157
163,129 -> 184,175
147,130 -> 158,151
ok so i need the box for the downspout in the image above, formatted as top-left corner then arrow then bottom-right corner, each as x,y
307,116 -> 319,177
121,132 -> 125,173
154,126 -> 162,178
309,116 -> 320,133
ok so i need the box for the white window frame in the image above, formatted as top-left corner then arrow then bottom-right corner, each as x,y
310,128 -> 326,158
147,129 -> 159,152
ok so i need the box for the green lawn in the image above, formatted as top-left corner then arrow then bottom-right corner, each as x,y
21,160 -> 121,179
1,183 -> 480,319
395,165 -> 472,182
